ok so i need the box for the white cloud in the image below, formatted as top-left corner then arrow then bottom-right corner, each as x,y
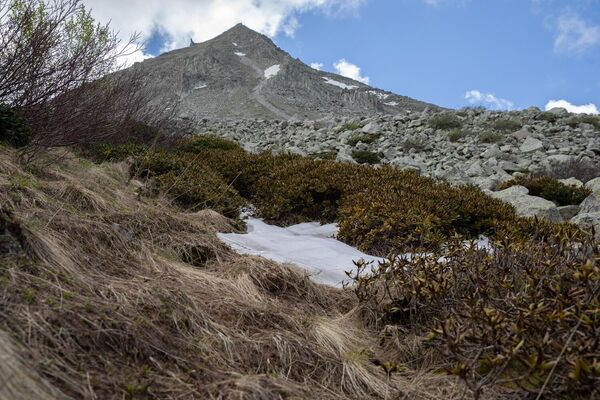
545,99 -> 599,114
465,90 -> 514,110
554,14 -> 600,55
310,62 -> 324,70
83,0 -> 365,58
333,59 -> 370,84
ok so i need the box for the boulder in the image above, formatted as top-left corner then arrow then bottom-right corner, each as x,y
490,185 -> 563,222
548,107 -> 569,116
571,212 -> 600,240
519,137 -> 543,153
585,177 -> 600,193
580,192 -> 600,213
361,122 -> 382,134
513,127 -> 530,140
558,205 -> 580,220
558,177 -> 584,188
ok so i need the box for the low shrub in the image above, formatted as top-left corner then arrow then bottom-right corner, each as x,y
347,133 -> 379,147
401,137 -> 427,151
310,151 -> 338,160
86,143 -> 148,162
351,150 -> 380,165
478,131 -> 503,143
491,118 -> 521,132
428,112 -> 462,130
178,135 -> 241,152
535,111 -> 559,123
537,158 -> 600,183
0,104 -> 32,148
498,175 -> 591,206
565,115 -> 600,130
447,130 -> 470,142
347,237 -> 599,399
341,121 -> 362,131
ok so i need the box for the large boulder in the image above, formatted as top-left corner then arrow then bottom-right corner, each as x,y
585,177 -> 600,193
489,185 -> 563,222
519,137 -> 543,153
361,122 -> 382,134
580,192 -> 600,214
571,212 -> 600,240
558,177 -> 584,188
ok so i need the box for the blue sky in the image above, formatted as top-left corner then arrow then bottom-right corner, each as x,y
86,0 -> 600,113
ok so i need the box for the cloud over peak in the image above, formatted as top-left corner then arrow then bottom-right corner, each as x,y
333,59 -> 370,84
545,99 -> 599,115
465,90 -> 514,110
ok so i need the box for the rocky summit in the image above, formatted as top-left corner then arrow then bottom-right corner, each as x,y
124,23 -> 437,121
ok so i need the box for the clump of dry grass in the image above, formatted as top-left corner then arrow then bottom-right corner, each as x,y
0,147 -> 478,399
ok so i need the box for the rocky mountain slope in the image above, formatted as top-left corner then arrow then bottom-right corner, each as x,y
124,23 -> 437,121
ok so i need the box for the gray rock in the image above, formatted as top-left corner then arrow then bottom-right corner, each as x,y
519,137 -> 543,153
571,212 -> 600,240
490,185 -> 563,222
558,205 -> 580,220
513,127 -> 530,140
585,177 -> 600,193
580,192 -> 600,213
558,177 -> 584,188
361,122 -> 382,134
548,107 -> 569,116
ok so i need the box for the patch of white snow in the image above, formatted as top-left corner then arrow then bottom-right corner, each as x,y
218,218 -> 384,287
194,84 -> 207,90
232,42 -> 238,47
322,77 -> 358,90
384,101 -> 399,106
264,64 -> 281,79
234,51 -> 246,57
368,90 -> 390,100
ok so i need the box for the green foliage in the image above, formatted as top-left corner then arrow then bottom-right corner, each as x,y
351,150 -> 380,165
401,137 -> 427,151
498,176 -> 591,206
178,135 -> 241,152
310,151 -> 338,160
341,121 -> 362,131
447,130 -> 470,142
347,235 -> 599,399
347,133 -> 379,147
428,112 -> 463,130
88,143 -> 148,162
478,131 -> 503,143
535,111 -> 559,123
491,118 -> 522,132
0,104 -> 32,148
565,114 -> 600,129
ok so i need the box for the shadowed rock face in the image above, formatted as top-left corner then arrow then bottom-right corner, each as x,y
123,23 -> 438,122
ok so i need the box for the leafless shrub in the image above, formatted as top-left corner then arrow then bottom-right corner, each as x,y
535,157 -> 600,183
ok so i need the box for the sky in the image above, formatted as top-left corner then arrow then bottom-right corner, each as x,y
83,0 -> 600,113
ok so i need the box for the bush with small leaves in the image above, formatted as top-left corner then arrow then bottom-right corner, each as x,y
0,104 -> 32,148
428,112 -> 463,130
478,132 -> 503,143
491,118 -> 522,132
498,175 -> 591,206
447,130 -> 470,142
341,121 -> 362,131
347,133 -> 379,147
535,111 -> 559,123
178,135 -> 241,152
351,150 -> 381,165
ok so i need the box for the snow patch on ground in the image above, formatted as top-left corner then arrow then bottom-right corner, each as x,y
368,90 -> 390,100
264,64 -> 281,79
384,101 -> 399,106
232,42 -> 238,47
322,77 -> 358,90
194,84 -> 207,90
234,51 -> 246,57
218,218 -> 384,287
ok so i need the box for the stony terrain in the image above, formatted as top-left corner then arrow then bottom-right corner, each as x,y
193,106 -> 600,232
123,24 -> 437,121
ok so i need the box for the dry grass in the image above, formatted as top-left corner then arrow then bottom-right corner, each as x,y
0,147 -> 492,399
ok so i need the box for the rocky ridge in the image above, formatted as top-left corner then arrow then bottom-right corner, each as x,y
193,106 -> 600,230
124,23 -> 437,121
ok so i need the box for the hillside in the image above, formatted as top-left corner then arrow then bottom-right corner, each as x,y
121,23 -> 438,122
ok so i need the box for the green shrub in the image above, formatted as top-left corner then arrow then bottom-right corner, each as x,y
498,176 -> 591,206
341,121 -> 362,131
351,150 -> 380,165
565,114 -> 600,130
447,130 -> 469,142
86,143 -> 148,162
310,151 -> 338,160
0,104 -> 32,148
491,118 -> 521,132
178,135 -> 241,152
428,112 -> 462,130
347,236 -> 599,399
535,111 -> 559,123
478,131 -> 503,143
347,133 -> 379,147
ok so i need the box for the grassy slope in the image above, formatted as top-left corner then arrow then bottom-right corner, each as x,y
0,148 -> 489,399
